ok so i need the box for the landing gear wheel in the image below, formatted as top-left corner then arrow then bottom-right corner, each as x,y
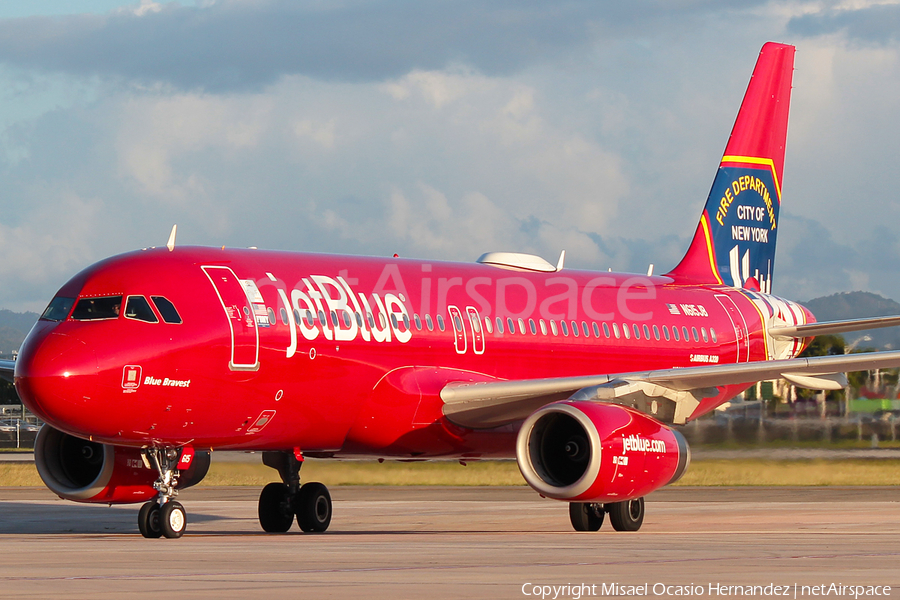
159,501 -> 187,538
569,502 -> 604,531
138,501 -> 162,538
296,482 -> 332,533
258,482 -> 295,533
608,497 -> 644,532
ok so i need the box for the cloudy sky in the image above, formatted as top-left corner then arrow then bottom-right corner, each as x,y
0,0 -> 898,312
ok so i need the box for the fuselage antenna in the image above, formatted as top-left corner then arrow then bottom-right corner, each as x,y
556,250 -> 566,271
166,225 -> 177,252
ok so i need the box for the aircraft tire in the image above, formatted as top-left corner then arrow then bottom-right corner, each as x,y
608,497 -> 644,532
296,482 -> 332,533
160,501 -> 187,538
138,501 -> 162,538
568,502 -> 604,531
258,482 -> 295,533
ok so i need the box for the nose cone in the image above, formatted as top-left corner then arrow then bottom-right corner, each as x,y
16,328 -> 99,436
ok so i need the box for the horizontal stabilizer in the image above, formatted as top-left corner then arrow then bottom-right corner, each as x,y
0,359 -> 14,383
768,315 -> 900,339
781,372 -> 847,390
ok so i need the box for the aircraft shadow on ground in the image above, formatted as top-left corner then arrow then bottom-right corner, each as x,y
0,501 -> 227,535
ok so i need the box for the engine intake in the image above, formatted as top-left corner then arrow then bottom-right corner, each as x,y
516,401 -> 690,502
34,425 -> 210,503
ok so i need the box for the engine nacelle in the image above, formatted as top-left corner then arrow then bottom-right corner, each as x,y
34,425 -> 210,504
516,401 -> 690,503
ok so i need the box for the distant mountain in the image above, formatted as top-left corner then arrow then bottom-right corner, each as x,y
0,309 -> 39,356
803,291 -> 900,350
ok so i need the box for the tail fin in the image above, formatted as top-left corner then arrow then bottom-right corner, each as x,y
666,42 -> 795,292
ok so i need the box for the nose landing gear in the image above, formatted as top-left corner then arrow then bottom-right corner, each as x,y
138,447 -> 188,539
257,451 -> 333,533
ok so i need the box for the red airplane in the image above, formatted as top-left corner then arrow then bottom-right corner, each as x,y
5,42 -> 900,539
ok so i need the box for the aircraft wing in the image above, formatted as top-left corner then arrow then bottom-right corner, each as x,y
768,315 -> 900,339
440,350 -> 900,429
0,360 -> 14,383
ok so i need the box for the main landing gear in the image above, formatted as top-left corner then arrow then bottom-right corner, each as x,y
257,451 -> 332,533
568,497 -> 645,532
138,448 -> 188,539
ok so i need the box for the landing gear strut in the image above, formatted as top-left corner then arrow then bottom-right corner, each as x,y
258,451 -> 332,533
138,447 -> 188,539
568,497 -> 645,532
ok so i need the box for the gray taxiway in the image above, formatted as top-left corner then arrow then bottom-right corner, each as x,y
0,486 -> 898,599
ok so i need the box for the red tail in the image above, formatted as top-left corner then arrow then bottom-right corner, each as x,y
667,43 -> 795,290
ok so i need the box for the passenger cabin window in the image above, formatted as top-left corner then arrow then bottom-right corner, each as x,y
71,296 -> 123,321
496,317 -> 504,334
41,296 -> 75,321
124,296 -> 158,323
437,314 -> 445,331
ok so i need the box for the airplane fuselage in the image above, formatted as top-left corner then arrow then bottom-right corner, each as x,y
15,246 -> 811,458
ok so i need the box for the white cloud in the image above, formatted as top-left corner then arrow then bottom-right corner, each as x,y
3,1 -> 900,313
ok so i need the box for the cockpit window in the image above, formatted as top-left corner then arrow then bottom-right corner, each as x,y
151,296 -> 183,324
40,297 -> 75,322
124,296 -> 159,323
71,296 -> 123,321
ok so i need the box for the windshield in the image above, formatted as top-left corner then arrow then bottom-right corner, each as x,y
40,297 -> 75,322
71,296 -> 123,321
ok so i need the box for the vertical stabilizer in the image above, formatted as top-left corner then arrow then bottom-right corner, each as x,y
666,42 -> 795,292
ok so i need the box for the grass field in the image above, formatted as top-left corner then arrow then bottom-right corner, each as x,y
3,458 -> 900,487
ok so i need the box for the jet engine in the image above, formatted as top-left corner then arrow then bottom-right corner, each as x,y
33,425 -> 210,503
516,401 -> 690,502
